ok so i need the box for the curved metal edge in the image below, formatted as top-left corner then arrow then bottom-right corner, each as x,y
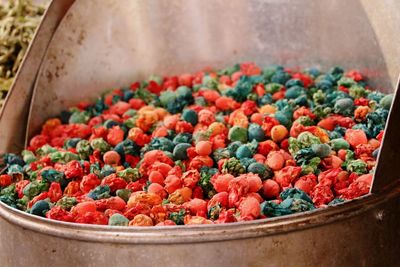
0,0 -> 75,154
1,181 -> 399,244
372,75 -> 400,193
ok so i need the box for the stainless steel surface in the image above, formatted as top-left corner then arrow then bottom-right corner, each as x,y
372,77 -> 400,193
0,0 -> 75,154
0,0 -> 400,266
0,183 -> 399,267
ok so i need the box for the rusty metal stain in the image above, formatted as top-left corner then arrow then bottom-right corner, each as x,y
77,30 -> 86,45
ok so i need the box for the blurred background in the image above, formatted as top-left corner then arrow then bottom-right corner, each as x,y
0,0 -> 48,107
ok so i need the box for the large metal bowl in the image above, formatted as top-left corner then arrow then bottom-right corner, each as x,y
0,1 -> 400,266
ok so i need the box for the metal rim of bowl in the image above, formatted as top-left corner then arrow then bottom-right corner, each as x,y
0,181 -> 399,244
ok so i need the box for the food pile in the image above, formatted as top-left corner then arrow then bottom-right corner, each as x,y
0,63 -> 393,226
0,0 -> 46,107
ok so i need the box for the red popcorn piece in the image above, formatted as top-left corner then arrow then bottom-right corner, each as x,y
181,170 -> 201,189
293,107 -> 316,120
147,80 -> 162,95
274,166 -> 302,188
345,129 -> 368,148
228,176 -> 250,208
345,70 -> 363,82
311,185 -> 334,207
164,175 -> 182,194
199,90 -> 220,103
48,182 -> 63,202
129,98 -> 146,110
46,206 -> 74,222
80,174 -> 101,193
0,174 -> 12,187
208,192 -> 229,210
95,197 -> 126,211
262,179 -> 281,199
107,126 -> 124,146
64,181 -> 81,197
109,101 -> 131,116
294,174 -> 317,195
65,160 -> 84,179
147,183 -> 167,199
186,198 -> 208,217
212,173 -> 234,193
101,174 -> 127,192
215,209 -> 237,224
238,196 -> 261,220
266,151 -> 285,171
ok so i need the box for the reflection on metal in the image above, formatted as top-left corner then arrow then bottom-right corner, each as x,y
0,0 -> 400,266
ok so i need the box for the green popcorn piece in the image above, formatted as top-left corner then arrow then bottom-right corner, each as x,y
334,98 -> 354,116
90,138 -> 112,153
7,164 -> 24,181
30,200 -> 50,217
346,159 -> 368,175
379,94 -> 393,110
247,162 -> 273,180
248,123 -> 266,142
0,185 -> 17,207
23,181 -> 49,199
312,90 -> 326,105
328,198 -> 346,206
41,169 -> 64,183
198,168 -> 218,198
109,213 -> 130,226
117,167 -> 141,182
168,209 -> 186,225
294,116 -> 315,126
182,109 -> 198,126
337,77 -> 357,88
49,151 -> 79,163
228,126 -> 248,143
280,188 -> 313,203
265,83 -> 284,94
87,185 -> 111,200
330,138 -> 350,151
21,150 -> 37,164
222,157 -> 245,177
124,117 -> 136,129
212,148 -> 231,162
297,132 -> 321,147
261,188 -> 314,217
159,90 -> 177,107
349,85 -> 367,99
116,189 -> 132,202
16,196 -> 29,210
207,203 -> 222,220
76,139 -> 93,159
56,196 -> 77,210
301,157 -> 321,175
36,144 -> 57,157
311,143 -> 331,158
100,165 -> 115,178
173,143 -> 192,161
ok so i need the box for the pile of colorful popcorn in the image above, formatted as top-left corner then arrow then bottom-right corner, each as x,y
0,63 -> 392,226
